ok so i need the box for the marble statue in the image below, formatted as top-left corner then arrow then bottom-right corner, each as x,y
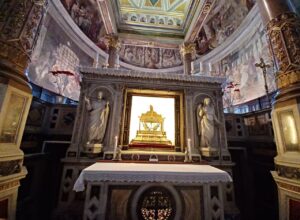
85,91 -> 110,144
197,98 -> 220,149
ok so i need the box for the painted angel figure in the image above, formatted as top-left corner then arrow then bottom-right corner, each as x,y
197,98 -> 221,148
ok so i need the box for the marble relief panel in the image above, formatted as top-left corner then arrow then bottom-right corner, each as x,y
119,45 -> 182,69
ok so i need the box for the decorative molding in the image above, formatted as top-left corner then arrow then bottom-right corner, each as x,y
0,180 -> 20,193
0,0 -> 47,73
80,67 -> 225,84
277,182 -> 300,194
276,164 -> 300,180
266,12 -> 300,89
0,160 -> 22,176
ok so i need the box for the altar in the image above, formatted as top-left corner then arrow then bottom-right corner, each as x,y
74,162 -> 232,220
58,68 -> 238,220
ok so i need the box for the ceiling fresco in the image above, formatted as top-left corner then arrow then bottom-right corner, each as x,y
60,0 -> 107,49
58,0 -> 256,69
114,0 -> 199,37
195,0 -> 256,55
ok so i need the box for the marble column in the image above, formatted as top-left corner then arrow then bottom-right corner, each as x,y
105,35 -> 121,68
257,1 -> 300,219
180,42 -> 196,75
0,1 -> 47,219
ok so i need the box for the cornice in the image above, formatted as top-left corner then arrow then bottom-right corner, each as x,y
80,67 -> 225,84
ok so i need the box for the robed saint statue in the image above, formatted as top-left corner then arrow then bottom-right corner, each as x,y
85,91 -> 110,144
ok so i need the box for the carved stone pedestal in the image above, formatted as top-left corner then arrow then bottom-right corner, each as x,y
200,147 -> 219,158
84,143 -> 103,156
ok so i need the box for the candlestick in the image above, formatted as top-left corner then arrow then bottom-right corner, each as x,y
187,138 -> 192,161
113,136 -> 118,159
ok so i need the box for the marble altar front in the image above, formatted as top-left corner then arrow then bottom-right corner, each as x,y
74,162 -> 232,220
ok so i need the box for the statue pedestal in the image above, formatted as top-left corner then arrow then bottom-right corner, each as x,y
84,143 -> 102,155
200,147 -> 219,158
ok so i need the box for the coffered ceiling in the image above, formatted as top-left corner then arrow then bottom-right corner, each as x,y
112,0 -> 202,38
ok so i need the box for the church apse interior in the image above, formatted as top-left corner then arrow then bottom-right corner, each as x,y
0,0 -> 300,220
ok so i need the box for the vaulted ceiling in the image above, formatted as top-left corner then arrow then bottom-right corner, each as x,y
60,0 -> 255,60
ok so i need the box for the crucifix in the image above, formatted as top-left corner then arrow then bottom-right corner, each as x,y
255,58 -> 272,108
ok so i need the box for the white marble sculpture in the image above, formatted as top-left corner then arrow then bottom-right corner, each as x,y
85,91 -> 110,145
197,98 -> 220,149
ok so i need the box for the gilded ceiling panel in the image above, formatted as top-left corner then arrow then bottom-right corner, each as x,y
115,0 -> 197,36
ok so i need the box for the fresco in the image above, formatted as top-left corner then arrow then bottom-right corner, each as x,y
119,45 -> 182,69
220,22 -> 276,107
28,17 -> 93,101
60,0 -> 105,44
196,0 -> 256,55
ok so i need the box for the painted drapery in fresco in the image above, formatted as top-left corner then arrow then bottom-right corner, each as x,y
27,17 -> 93,101
221,23 -> 276,107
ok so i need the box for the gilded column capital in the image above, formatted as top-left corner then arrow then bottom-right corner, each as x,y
105,35 -> 121,50
180,42 -> 196,57
266,12 -> 300,89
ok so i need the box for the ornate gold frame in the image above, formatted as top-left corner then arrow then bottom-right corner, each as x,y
119,88 -> 184,151
0,85 -> 32,148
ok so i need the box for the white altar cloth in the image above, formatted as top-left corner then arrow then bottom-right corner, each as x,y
73,162 -> 232,192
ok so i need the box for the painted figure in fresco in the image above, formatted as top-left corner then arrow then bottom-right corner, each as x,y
85,91 -> 110,144
70,0 -> 80,24
197,98 -> 221,148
